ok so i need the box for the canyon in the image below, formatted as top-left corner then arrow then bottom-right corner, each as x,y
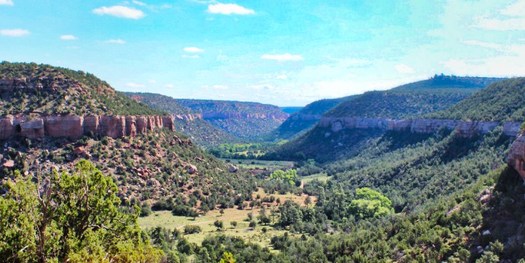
319,116 -> 522,137
0,114 -> 175,140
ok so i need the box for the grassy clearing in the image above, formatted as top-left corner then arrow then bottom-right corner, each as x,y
222,158 -> 294,170
301,172 -> 331,184
138,208 -> 287,247
138,187 -> 314,247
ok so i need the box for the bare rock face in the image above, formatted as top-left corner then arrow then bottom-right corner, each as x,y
162,116 -> 175,131
19,118 -> 45,139
84,115 -> 99,135
508,134 -> 525,180
504,122 -> 522,137
136,116 -> 148,134
319,116 -> 521,138
0,116 -> 14,140
125,116 -> 137,137
228,164 -> 238,173
45,115 -> 83,138
100,116 -> 126,138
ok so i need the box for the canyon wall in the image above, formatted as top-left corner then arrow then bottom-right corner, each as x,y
0,115 -> 175,140
508,134 -> 525,181
319,117 -> 522,137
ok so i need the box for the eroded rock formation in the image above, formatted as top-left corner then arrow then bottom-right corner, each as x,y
508,134 -> 525,180
319,117 -> 522,137
0,115 -> 175,140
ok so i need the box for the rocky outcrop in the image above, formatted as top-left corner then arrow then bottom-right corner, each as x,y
508,134 -> 525,180
319,117 -> 522,137
174,114 -> 203,122
0,115 -> 175,140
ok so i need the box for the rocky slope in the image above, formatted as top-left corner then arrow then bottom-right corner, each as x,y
175,99 -> 289,140
126,92 -> 238,147
0,62 -> 257,209
273,96 -> 355,139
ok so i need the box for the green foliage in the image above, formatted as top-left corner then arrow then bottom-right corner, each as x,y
184,225 -> 202,235
270,169 -> 298,186
0,160 -> 162,262
219,251 -> 236,263
428,77 -> 525,121
349,188 -> 393,219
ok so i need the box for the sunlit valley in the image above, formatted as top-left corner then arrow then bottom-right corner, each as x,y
2,1 -> 525,263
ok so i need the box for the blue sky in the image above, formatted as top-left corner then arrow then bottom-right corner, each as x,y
1,0 -> 525,106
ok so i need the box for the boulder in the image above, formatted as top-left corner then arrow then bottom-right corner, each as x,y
186,164 -> 198,174
228,164 -> 238,173
3,160 -> 14,168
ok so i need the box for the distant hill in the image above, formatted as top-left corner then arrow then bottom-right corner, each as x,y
0,61 -> 160,116
326,75 -> 504,119
280,107 -> 303,114
273,96 -> 355,139
427,77 -> 525,121
271,75 -> 505,161
125,92 -> 238,147
176,99 -> 289,140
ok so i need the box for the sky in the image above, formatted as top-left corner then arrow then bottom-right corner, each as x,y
1,0 -> 525,106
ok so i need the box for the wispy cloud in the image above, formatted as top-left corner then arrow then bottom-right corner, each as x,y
183,47 -> 204,53
60,35 -> 77,41
0,0 -> 13,6
395,64 -> 415,74
105,39 -> 126,44
93,6 -> 145,19
132,0 -> 146,6
475,0 -> 525,31
207,3 -> 255,15
261,53 -> 303,62
0,28 -> 29,37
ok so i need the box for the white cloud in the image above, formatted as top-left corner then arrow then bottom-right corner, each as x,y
207,3 -> 255,15
106,39 -> 126,44
0,0 -> 13,6
93,6 -> 144,19
60,35 -> 77,41
500,0 -> 525,17
211,85 -> 229,90
132,0 -> 146,6
0,29 -> 29,37
183,47 -> 204,53
395,64 -> 415,74
476,17 -> 525,31
442,43 -> 525,76
261,53 -> 303,62
125,82 -> 145,88
165,84 -> 175,88
475,1 -> 525,31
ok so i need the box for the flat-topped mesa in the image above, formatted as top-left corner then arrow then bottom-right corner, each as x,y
319,117 -> 522,137
0,115 -> 175,140
508,134 -> 525,181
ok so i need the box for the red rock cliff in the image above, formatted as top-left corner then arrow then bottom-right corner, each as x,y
0,115 -> 175,140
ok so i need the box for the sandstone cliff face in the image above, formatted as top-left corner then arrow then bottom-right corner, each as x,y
319,117 -> 522,137
0,115 -> 175,140
508,134 -> 525,180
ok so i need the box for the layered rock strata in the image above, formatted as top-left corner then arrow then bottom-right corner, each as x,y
0,115 -> 175,140
319,117 -> 522,137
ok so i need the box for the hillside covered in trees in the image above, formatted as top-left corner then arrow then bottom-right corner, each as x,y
428,77 -> 525,121
0,62 -> 161,116
125,92 -> 238,147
